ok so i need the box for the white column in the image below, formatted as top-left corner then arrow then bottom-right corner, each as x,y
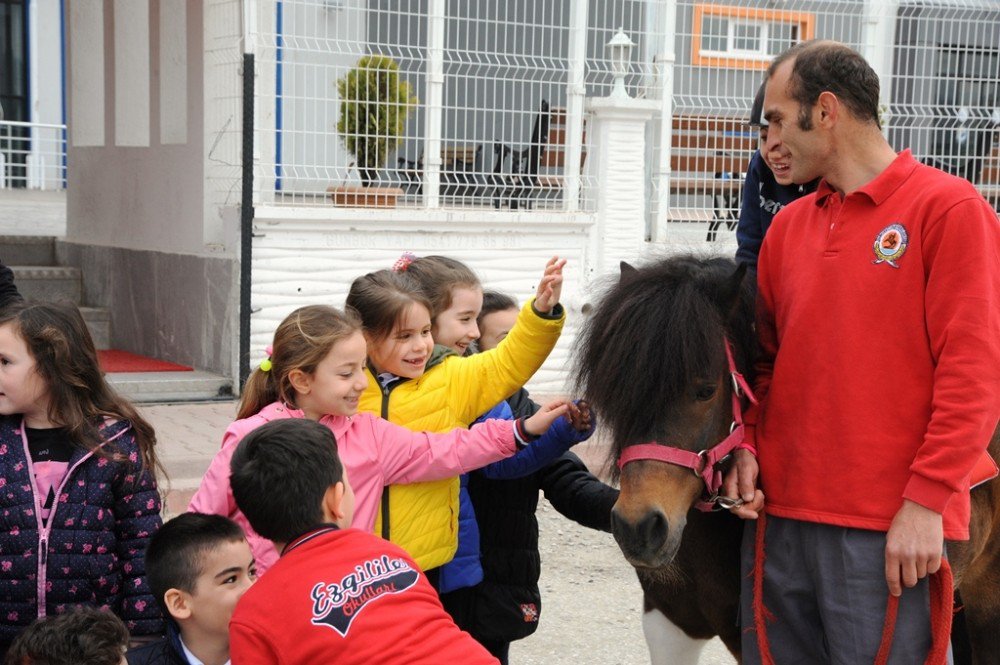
563,0 -> 587,212
585,97 -> 657,280
650,0 -> 678,243
423,0 -> 445,209
861,0 -> 900,135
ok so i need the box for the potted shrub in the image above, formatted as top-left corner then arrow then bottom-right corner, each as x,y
329,55 -> 418,207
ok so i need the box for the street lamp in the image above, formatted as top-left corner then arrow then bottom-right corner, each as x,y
607,28 -> 635,99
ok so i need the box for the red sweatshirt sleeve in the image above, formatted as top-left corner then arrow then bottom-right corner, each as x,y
230,619 -> 283,665
905,195 -> 1000,513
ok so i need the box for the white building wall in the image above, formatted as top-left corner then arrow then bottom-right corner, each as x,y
251,211 -> 595,393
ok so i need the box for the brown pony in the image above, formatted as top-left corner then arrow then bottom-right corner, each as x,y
574,254 -> 1000,664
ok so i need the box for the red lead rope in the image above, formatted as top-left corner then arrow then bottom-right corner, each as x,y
752,512 -> 953,665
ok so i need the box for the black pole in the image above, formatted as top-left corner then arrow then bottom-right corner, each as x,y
239,52 -> 255,389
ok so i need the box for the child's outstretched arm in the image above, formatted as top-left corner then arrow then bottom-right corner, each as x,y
540,451 -> 620,534
479,400 -> 595,480
371,401 -> 570,487
444,257 -> 567,423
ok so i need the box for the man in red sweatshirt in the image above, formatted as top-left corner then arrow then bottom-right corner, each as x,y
722,40 -> 1000,664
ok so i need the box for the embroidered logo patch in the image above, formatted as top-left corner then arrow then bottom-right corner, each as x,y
872,223 -> 908,268
309,555 -> 420,637
520,603 -> 539,623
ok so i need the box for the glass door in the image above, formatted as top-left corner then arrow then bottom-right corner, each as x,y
0,0 -> 28,187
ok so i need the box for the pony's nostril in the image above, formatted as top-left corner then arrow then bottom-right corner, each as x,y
636,510 -> 669,549
611,509 -> 670,559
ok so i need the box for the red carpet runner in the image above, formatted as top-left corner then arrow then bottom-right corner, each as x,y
97,349 -> 193,373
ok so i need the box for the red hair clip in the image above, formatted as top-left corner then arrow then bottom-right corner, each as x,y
393,252 -> 417,273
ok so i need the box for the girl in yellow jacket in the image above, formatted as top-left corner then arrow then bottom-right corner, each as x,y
345,257 -> 565,574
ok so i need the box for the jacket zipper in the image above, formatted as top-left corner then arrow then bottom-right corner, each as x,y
20,420 -> 129,619
379,381 -> 392,540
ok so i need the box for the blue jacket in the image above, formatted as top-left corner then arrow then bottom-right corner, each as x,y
735,150 -> 819,270
437,403 -> 591,594
0,416 -> 163,646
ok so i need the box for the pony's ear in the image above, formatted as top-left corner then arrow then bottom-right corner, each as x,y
721,263 -> 748,313
619,261 -> 638,282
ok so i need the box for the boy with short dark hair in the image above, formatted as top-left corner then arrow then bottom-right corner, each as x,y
127,513 -> 256,665
228,418 -> 500,664
5,606 -> 129,665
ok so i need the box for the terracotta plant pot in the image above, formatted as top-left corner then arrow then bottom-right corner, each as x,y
327,185 -> 403,208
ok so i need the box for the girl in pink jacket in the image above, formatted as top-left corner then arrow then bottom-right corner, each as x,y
188,305 -> 566,574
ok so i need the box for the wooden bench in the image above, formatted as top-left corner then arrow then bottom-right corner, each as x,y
668,114 -> 756,240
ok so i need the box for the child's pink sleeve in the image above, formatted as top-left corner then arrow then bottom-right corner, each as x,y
371,415 -> 517,484
230,620 -> 281,664
187,430 -> 239,517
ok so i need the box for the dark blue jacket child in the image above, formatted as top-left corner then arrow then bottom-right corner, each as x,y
439,390 -> 618,664
0,417 -> 163,647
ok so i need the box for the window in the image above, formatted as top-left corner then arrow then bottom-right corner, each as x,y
692,5 -> 815,70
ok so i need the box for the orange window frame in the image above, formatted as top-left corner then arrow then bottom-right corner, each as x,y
692,5 -> 816,70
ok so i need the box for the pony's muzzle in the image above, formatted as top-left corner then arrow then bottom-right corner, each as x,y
611,507 -> 672,566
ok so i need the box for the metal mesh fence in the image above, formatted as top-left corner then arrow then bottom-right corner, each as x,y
247,0 -> 1000,238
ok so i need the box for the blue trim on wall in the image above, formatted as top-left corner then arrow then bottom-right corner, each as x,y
59,0 -> 67,187
23,1 -> 31,124
275,0 -> 284,190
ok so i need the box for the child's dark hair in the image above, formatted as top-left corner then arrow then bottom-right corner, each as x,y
403,255 -> 481,319
345,269 -> 433,345
238,305 -> 362,420
145,513 -> 248,615
230,419 -> 344,544
4,607 -> 129,665
478,290 -> 518,328
0,301 -> 161,478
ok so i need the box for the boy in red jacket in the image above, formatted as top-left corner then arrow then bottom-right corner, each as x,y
228,418 -> 499,664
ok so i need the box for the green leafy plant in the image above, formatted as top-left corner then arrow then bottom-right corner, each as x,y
336,55 -> 418,187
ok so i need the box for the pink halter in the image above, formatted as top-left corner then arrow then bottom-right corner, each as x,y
617,341 -> 757,512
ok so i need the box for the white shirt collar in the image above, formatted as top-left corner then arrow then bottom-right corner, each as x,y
178,637 -> 230,665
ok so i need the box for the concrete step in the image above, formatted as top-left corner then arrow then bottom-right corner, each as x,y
80,306 -> 110,349
11,265 -> 81,303
0,236 -> 56,266
107,370 -> 234,404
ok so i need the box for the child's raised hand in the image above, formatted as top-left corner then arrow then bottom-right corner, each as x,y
534,256 -> 566,314
523,399 -> 570,437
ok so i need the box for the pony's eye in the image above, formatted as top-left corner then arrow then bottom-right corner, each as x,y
694,384 -> 717,401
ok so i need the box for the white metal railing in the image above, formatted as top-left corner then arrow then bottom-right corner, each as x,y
246,0 -> 1000,234
0,120 -> 67,191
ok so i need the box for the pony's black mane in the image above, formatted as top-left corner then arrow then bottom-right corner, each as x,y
574,254 -> 756,472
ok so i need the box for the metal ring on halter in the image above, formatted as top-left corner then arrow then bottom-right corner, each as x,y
729,420 -> 738,434
714,495 -> 745,510
695,450 -> 710,477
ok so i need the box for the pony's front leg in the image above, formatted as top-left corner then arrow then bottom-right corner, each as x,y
643,608 -> 709,665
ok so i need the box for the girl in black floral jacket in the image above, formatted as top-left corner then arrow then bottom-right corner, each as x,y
0,301 -> 164,652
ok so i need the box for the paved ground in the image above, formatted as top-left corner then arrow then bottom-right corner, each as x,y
141,400 -> 736,665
